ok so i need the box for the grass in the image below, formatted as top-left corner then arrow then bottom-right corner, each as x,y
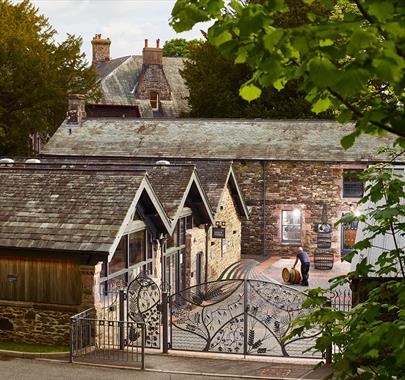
0,342 -> 68,353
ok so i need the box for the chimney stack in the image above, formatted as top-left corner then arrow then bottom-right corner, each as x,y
91,34 -> 111,65
142,38 -> 163,65
67,94 -> 86,125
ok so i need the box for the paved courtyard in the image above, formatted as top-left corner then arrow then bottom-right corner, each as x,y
257,256 -> 351,290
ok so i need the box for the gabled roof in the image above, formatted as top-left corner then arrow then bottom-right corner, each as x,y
0,165 -> 171,255
43,119 -> 400,162
92,56 -> 190,118
177,160 -> 249,218
147,165 -> 215,230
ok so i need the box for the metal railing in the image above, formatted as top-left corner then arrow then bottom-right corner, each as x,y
70,308 -> 145,369
330,288 -> 352,311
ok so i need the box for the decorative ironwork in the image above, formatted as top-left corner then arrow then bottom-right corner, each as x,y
127,271 -> 161,349
170,279 -> 321,358
315,203 -> 334,270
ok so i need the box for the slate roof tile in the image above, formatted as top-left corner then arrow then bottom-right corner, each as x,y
0,169 -> 145,253
43,119 -> 400,162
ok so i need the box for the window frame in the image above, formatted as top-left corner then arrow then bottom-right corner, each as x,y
343,169 -> 363,198
281,209 -> 302,244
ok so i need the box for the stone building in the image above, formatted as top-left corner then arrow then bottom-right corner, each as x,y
42,118 -> 402,262
0,158 -> 246,344
88,35 -> 189,118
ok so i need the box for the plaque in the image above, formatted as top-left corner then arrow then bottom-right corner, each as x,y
212,227 -> 226,239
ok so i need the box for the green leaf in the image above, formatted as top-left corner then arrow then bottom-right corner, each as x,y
210,30 -> 233,46
235,48 -> 248,64
347,30 -> 376,53
311,97 -> 332,114
308,57 -> 338,87
337,109 -> 353,124
263,29 -> 284,51
273,77 -> 287,91
341,131 -> 359,149
367,2 -> 394,22
239,83 -> 262,102
319,39 -> 333,47
334,69 -> 370,97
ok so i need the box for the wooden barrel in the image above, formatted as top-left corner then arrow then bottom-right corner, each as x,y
282,268 -> 301,284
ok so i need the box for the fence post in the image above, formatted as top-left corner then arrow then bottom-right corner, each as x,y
243,280 -> 248,357
119,289 -> 125,350
141,323 -> 146,370
325,300 -> 332,364
69,317 -> 74,363
162,291 -> 169,353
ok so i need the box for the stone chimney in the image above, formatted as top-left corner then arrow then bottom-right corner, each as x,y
142,39 -> 163,66
91,34 -> 111,65
67,94 -> 86,125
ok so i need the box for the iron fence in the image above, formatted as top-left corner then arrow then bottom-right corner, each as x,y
329,288 -> 352,311
70,309 -> 145,369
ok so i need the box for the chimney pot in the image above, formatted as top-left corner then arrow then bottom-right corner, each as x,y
142,38 -> 163,65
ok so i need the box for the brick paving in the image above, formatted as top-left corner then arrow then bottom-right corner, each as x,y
246,256 -> 351,290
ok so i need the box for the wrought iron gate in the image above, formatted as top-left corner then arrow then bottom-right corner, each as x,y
169,279 -> 321,358
127,272 -> 161,349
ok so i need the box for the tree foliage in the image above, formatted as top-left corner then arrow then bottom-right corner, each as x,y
182,39 -> 332,118
288,150 -> 405,379
171,0 -> 405,147
0,0 -> 99,156
162,38 -> 199,57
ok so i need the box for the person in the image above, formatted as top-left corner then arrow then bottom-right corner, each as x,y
292,247 -> 310,286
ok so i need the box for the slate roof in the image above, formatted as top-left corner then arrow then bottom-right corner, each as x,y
0,168 -> 145,253
92,56 -> 190,118
43,119 -> 400,162
147,165 -> 196,220
32,157 -> 248,217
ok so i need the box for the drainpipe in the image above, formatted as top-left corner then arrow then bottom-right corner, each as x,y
261,160 -> 267,257
204,224 -> 210,283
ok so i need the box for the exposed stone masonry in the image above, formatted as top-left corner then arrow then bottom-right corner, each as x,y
135,65 -> 171,101
0,300 -> 77,345
234,161 -> 361,259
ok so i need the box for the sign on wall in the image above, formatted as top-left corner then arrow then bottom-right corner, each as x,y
212,227 -> 226,239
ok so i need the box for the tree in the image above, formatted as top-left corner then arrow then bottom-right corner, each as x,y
171,0 -> 405,147
182,38 -> 331,118
0,0 -> 99,156
162,38 -> 199,57
288,152 -> 405,379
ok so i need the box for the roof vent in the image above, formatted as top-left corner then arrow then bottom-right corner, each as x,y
0,158 -> 14,164
155,160 -> 170,165
25,158 -> 41,164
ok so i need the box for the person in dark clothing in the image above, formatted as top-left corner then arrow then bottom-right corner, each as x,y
292,247 -> 310,286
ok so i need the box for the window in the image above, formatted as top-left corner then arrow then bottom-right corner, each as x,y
281,210 -> 301,243
341,214 -> 359,256
149,91 -> 159,110
343,170 -> 363,198
109,236 -> 127,275
128,230 -> 145,266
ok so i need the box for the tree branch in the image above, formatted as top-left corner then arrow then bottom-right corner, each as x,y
327,87 -> 405,138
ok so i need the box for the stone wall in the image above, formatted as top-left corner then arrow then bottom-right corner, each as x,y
135,65 -> 171,101
0,262 -> 99,346
0,300 -> 77,345
233,161 -> 362,259
186,225 -> 206,287
208,185 -> 242,280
